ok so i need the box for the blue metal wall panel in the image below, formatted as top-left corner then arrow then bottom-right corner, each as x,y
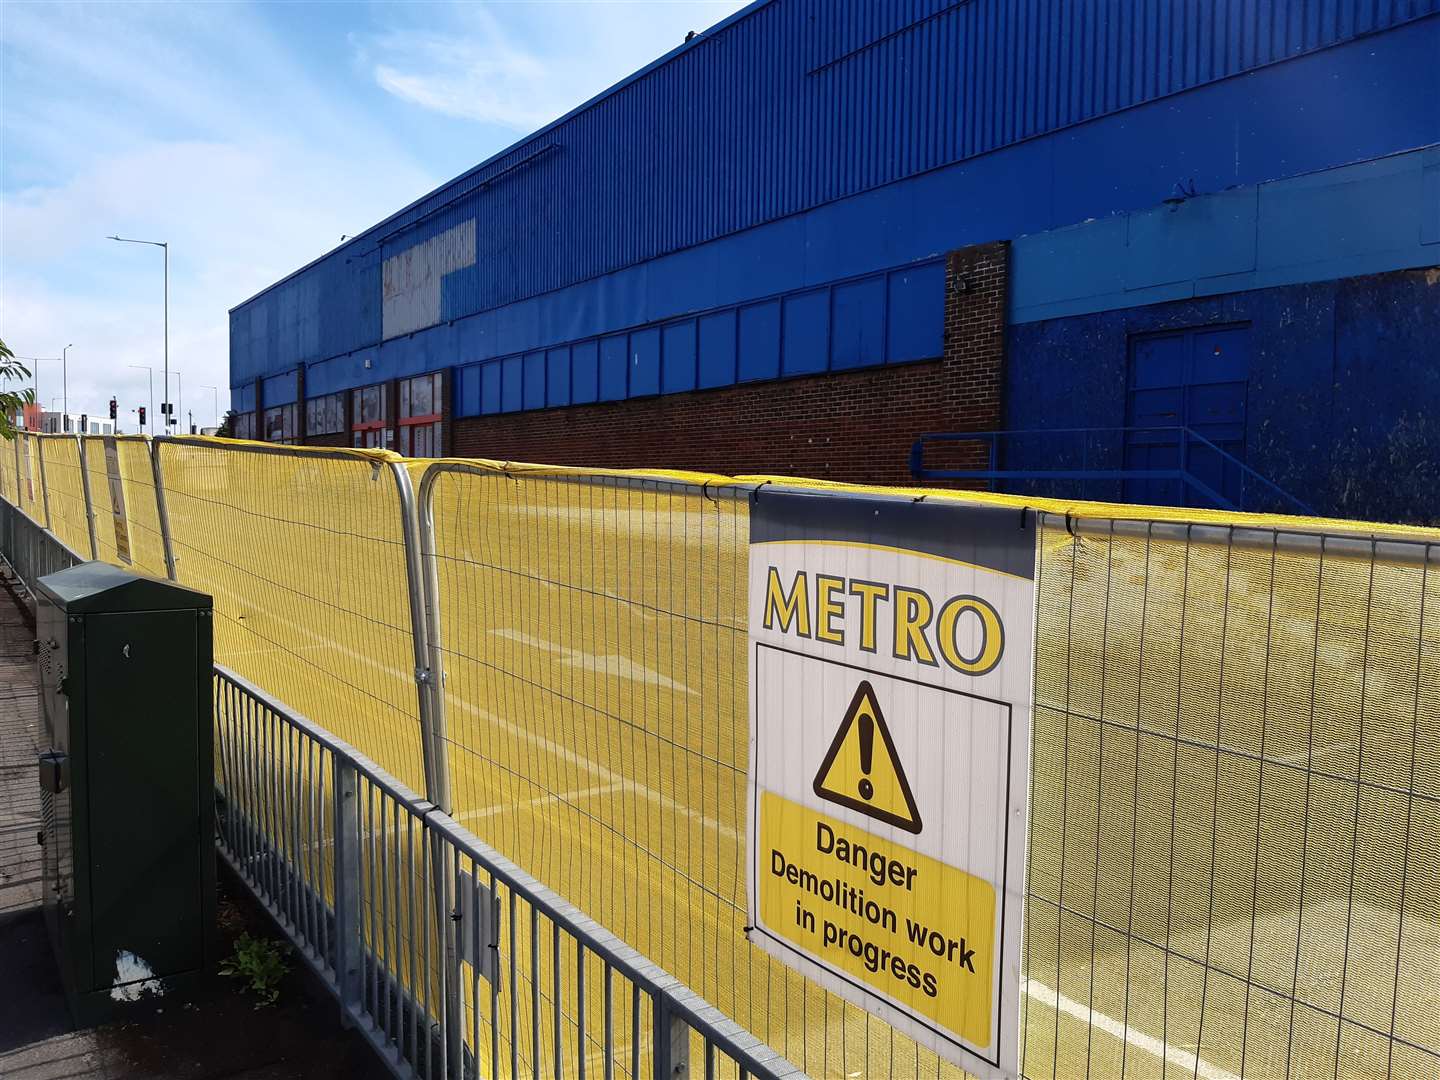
262,371 -> 297,407
523,353 -> 546,410
832,276 -> 887,370
481,360 -> 502,414
886,263 -> 946,363
629,329 -> 661,397
447,257 -> 948,416
546,348 -> 571,407
661,322 -> 698,394
782,290 -> 830,376
738,302 -> 782,382
1011,144 -> 1440,323
501,356 -> 523,413
231,1 -> 1439,394
599,336 -> 628,401
697,312 -> 738,388
571,341 -> 599,404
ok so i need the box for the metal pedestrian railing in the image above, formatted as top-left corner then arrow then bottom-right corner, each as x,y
214,665 -> 799,1080
909,427 -> 1317,516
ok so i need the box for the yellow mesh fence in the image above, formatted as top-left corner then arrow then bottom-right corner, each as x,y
15,432 -> 46,524
1021,519 -> 1439,1080
0,435 -> 17,505
80,436 -> 120,566
114,435 -> 170,579
421,459 -> 1439,1079
155,438 -> 427,794
2,437 -> 1437,1078
36,434 -> 91,558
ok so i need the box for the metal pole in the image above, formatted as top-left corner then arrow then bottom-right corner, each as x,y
36,436 -> 51,528
150,438 -> 178,580
76,435 -> 98,560
332,757 -> 362,1029
389,460 -> 462,1077
392,461 -> 448,810
62,344 -> 71,419
163,242 -> 169,431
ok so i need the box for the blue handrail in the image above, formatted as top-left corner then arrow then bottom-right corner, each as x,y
909,427 -> 1317,516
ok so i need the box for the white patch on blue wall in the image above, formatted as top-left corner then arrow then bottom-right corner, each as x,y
111,950 -> 164,1002
382,218 -> 477,339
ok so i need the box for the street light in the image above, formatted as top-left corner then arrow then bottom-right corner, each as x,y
198,384 -> 219,430
107,235 -> 168,429
128,364 -> 154,434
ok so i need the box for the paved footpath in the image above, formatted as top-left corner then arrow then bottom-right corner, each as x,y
0,564 -> 390,1080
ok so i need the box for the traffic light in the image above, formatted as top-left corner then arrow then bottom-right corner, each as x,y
138,406 -> 147,427
109,398 -> 117,420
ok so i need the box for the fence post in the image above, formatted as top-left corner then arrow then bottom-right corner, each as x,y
391,461 -> 449,809
652,994 -> 690,1079
332,756 -> 362,1028
77,436 -> 99,560
149,437 -> 179,580
36,435 -> 52,528
390,461 -> 463,1076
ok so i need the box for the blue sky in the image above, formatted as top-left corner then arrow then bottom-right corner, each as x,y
1,0 -> 749,426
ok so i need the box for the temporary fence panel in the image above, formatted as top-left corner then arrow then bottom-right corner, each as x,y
80,436 -> 120,566
14,432 -> 44,524
419,464 -> 979,1078
1021,517 -> 1439,1080
39,434 -> 95,557
0,435 -> 16,505
155,438 -> 428,795
112,435 -> 170,579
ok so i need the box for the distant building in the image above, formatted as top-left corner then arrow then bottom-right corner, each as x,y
35,412 -> 118,436
228,0 -> 1440,521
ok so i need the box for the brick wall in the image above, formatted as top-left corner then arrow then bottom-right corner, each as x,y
445,240 -> 1009,483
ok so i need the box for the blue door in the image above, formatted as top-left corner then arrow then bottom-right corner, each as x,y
1124,325 -> 1250,508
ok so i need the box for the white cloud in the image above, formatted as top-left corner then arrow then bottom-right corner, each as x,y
363,1 -> 751,132
1,0 -> 752,422
1,1 -> 438,422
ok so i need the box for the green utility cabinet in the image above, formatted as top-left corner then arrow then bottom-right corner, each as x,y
35,561 -> 216,1025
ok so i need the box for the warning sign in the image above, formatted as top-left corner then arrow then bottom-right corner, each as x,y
746,493 -> 1036,1078
813,681 -> 921,833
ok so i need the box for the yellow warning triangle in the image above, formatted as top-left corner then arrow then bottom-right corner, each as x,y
813,681 -> 922,834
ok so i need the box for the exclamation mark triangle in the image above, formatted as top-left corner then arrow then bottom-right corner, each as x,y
813,681 -> 922,834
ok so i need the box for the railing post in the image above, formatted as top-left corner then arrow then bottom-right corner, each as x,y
149,437 -> 179,580
332,756 -> 362,1028
77,436 -> 99,560
36,435 -> 52,528
652,993 -> 690,1079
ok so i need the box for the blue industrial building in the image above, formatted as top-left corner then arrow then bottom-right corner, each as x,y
229,0 -> 1440,522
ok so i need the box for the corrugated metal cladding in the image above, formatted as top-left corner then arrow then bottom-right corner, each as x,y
231,0 -> 1439,380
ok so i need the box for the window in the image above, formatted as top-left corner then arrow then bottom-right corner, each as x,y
398,372 -> 444,458
351,383 -> 391,449
306,392 -> 346,436
233,412 -> 255,440
263,404 -> 297,444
